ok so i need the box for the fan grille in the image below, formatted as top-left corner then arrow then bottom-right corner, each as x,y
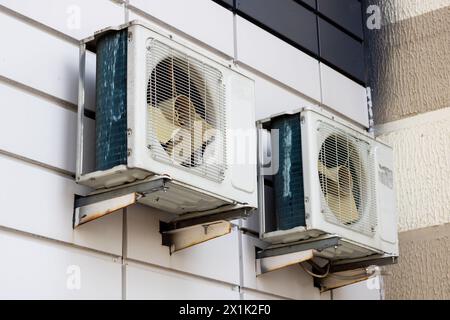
317,122 -> 377,236
146,39 -> 226,182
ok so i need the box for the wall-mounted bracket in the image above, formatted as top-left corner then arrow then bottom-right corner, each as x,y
255,236 -> 340,275
316,254 -> 398,292
255,235 -> 397,292
256,236 -> 340,259
73,177 -> 169,228
160,220 -> 232,254
329,254 -> 398,273
160,207 -> 253,254
317,254 -> 397,292
257,250 -> 314,276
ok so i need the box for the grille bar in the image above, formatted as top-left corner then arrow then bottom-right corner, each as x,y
146,39 -> 226,182
317,121 -> 377,236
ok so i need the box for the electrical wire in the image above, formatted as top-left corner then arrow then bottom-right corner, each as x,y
299,261 -> 330,278
300,261 -> 378,281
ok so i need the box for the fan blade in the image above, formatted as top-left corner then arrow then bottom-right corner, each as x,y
150,95 -> 196,157
318,161 -> 340,183
318,161 -> 359,223
148,105 -> 181,143
326,191 -> 359,224
171,114 -> 215,165
156,95 -> 196,128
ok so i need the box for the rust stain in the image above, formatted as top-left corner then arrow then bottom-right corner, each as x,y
170,221 -> 232,252
77,199 -> 135,227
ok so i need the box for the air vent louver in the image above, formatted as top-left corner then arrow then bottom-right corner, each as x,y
146,39 -> 226,182
317,122 -> 377,236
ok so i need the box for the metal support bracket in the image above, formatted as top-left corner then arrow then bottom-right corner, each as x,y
317,254 -> 398,292
256,236 -> 340,259
256,250 -> 314,276
160,220 -> 232,254
329,254 -> 398,273
160,207 -> 253,254
73,177 -> 169,228
255,236 -> 340,275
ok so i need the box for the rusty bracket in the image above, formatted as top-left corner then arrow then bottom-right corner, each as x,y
73,177 -> 169,228
160,207 -> 253,254
160,220 -> 232,254
329,254 -> 398,273
257,250 -> 315,275
254,236 -> 340,275
316,254 -> 398,292
256,236 -> 340,259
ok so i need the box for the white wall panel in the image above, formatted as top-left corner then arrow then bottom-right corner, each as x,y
235,17 -> 321,102
129,0 -> 234,57
320,63 -> 369,127
332,278 -> 381,300
320,290 -> 332,300
126,262 -> 239,300
0,154 -> 123,255
0,11 -> 96,108
0,230 -> 121,299
126,204 -> 240,285
0,0 -> 124,40
0,81 -> 94,174
376,107 -> 450,231
239,68 -> 319,233
248,68 -> 318,121
242,289 -> 283,300
241,234 -> 321,300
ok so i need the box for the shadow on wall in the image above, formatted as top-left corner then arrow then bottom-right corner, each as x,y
363,0 -> 450,300
363,0 -> 450,124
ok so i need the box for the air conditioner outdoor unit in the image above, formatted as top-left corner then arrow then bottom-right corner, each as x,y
258,108 -> 398,263
75,21 -> 257,229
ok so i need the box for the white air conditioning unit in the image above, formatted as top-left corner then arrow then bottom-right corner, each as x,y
258,108 -> 398,262
75,21 -> 257,226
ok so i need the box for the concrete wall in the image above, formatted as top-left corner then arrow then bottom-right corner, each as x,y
0,0 -> 378,299
365,0 -> 450,299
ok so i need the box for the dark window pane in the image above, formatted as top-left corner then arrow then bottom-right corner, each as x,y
295,0 -> 316,9
236,0 -> 319,55
213,0 -> 234,9
318,17 -> 365,82
317,0 -> 363,39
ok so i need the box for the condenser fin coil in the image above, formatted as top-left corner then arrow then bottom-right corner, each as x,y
95,30 -> 128,171
271,114 -> 306,230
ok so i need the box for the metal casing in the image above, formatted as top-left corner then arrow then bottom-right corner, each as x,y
259,108 -> 398,261
77,21 -> 257,216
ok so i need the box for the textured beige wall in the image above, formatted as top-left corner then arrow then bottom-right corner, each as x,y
365,1 -> 450,299
376,0 -> 450,23
366,5 -> 450,124
383,223 -> 450,299
377,108 -> 450,232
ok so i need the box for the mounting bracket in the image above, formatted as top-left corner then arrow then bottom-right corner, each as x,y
317,254 -> 398,292
255,236 -> 340,275
73,176 -> 169,228
160,207 -> 254,254
255,235 -> 397,291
